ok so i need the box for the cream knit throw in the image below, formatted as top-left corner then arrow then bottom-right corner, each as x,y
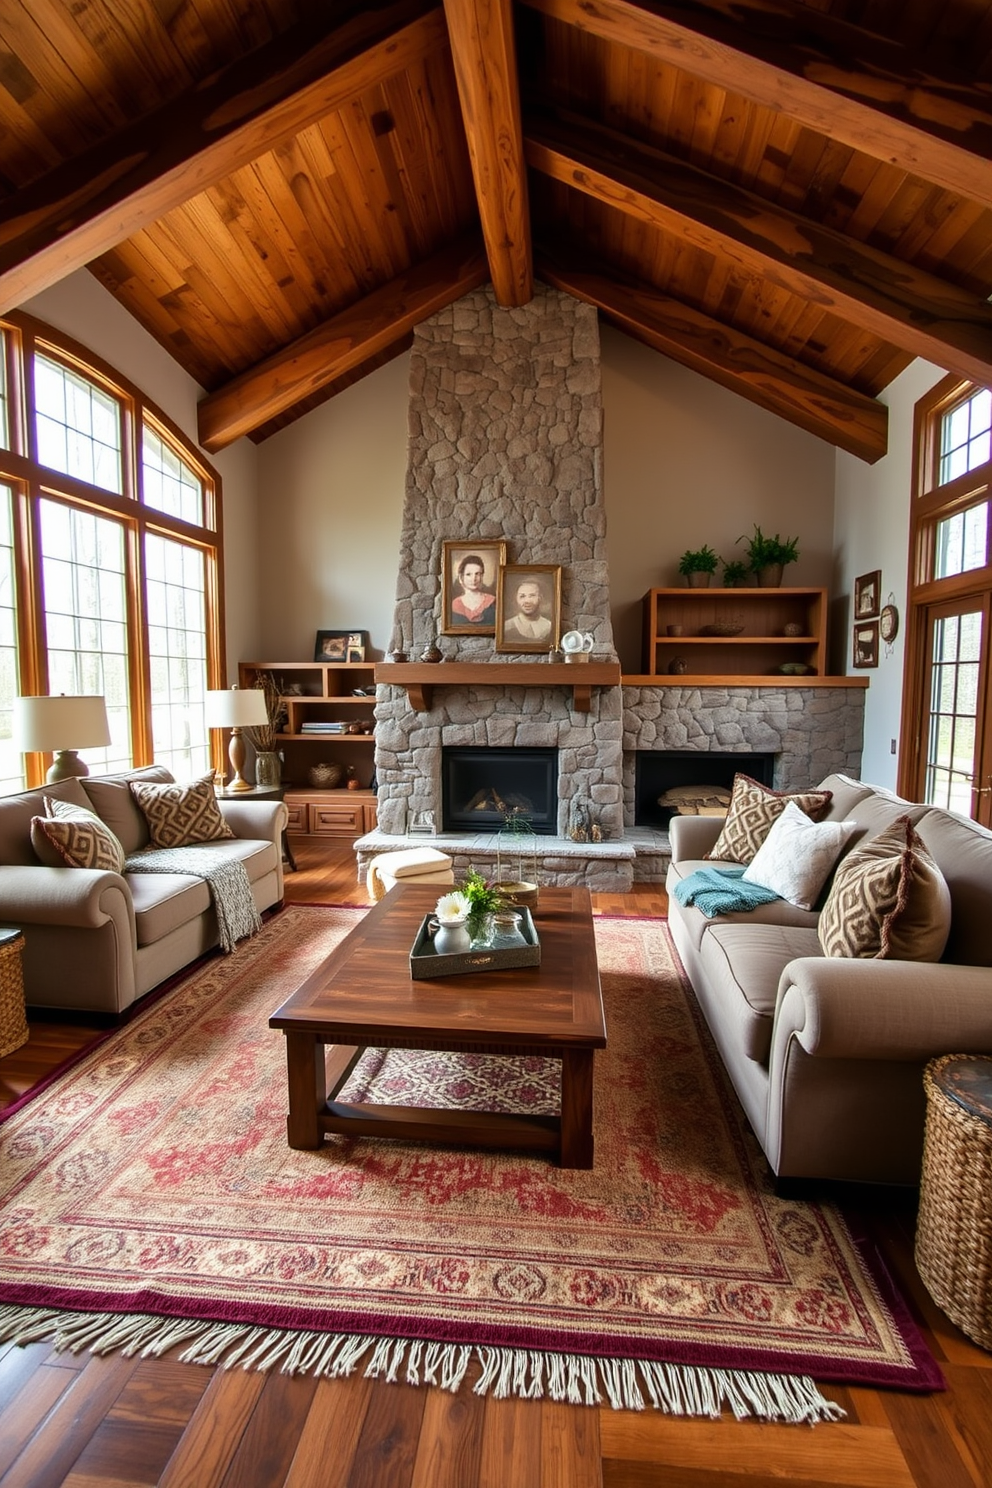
125,847 -> 262,953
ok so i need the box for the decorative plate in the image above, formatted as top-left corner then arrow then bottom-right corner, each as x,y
880,603 -> 899,643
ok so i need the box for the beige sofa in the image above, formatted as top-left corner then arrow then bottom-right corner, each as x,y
0,767 -> 287,1016
666,774 -> 992,1185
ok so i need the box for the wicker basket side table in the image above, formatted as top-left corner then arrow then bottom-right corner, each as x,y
915,1053 -> 992,1351
0,928 -> 28,1060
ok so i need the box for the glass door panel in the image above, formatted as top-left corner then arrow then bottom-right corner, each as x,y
921,599 -> 991,824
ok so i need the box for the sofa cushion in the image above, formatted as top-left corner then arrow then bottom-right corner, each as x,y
705,774 -> 833,865
31,799 -> 126,873
126,838 -> 278,945
742,801 -> 859,910
698,922 -> 823,1064
666,858 -> 820,952
82,766 -> 175,855
129,774 -> 235,848
818,816 -> 952,961
0,778 -> 92,867
912,807 -> 992,966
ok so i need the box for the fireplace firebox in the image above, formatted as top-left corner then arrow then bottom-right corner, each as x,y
635,751 -> 775,828
442,747 -> 558,834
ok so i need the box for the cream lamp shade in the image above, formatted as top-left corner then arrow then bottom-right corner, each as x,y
205,685 -> 268,792
14,694 -> 113,783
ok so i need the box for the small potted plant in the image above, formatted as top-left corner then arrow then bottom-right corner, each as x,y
721,558 -> 749,588
677,544 -> 719,588
738,525 -> 800,587
460,869 -> 506,946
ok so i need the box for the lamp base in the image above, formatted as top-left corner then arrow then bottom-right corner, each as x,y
46,750 -> 90,783
226,728 -> 254,791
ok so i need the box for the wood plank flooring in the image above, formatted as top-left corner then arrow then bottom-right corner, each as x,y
0,836 -> 989,1487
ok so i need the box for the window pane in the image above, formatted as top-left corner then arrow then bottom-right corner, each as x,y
939,388 -> 992,484
924,609 -> 983,815
934,501 -> 989,579
142,425 -> 204,525
40,499 -> 131,773
0,485 -> 22,792
145,533 -> 210,778
34,354 -> 123,495
0,332 -> 9,451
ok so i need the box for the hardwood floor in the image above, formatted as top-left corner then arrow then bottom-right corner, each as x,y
0,837 -> 989,1487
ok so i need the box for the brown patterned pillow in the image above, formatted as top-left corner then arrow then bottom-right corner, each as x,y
129,773 -> 234,849
818,816 -> 951,961
31,799 -> 126,873
705,774 -> 833,865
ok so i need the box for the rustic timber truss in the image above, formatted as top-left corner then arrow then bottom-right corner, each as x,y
2,0 -> 991,463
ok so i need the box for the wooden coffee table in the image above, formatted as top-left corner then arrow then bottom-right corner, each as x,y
269,883 -> 606,1168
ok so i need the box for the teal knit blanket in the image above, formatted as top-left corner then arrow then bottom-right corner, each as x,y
672,865 -> 781,918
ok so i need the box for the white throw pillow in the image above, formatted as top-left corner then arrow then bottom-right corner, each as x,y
742,800 -> 858,910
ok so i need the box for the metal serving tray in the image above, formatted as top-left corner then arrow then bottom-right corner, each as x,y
409,908 -> 541,979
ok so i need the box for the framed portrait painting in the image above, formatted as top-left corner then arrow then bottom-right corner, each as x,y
495,564 -> 562,654
854,570 -> 881,620
441,541 -> 506,635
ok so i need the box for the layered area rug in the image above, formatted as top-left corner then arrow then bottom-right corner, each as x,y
0,906 -> 940,1421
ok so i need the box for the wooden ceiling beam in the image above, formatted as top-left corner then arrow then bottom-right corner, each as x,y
521,0 -> 992,210
536,237 -> 888,463
197,234 -> 489,451
442,0 -> 532,306
0,0 -> 447,314
527,110 -> 992,388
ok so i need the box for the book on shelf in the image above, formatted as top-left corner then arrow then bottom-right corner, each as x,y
300,722 -> 347,733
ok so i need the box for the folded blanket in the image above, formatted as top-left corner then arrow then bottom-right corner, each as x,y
125,846 -> 262,953
673,865 -> 781,918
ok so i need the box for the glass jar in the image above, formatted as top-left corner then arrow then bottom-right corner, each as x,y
254,751 -> 282,788
491,910 -> 526,949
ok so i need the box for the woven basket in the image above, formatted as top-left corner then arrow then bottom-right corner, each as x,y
0,932 -> 27,1060
915,1054 -> 992,1350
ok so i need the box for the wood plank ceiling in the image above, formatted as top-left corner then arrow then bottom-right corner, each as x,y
1,0 -> 991,462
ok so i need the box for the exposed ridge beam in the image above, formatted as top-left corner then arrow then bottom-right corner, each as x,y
521,0 -> 992,210
197,234 -> 489,451
443,0 -> 532,306
0,0 -> 446,313
536,237 -> 887,463
526,109 -> 992,387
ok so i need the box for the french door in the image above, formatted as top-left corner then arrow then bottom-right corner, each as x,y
916,595 -> 992,827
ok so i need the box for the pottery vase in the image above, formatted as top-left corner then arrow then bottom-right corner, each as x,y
755,563 -> 784,588
435,920 -> 471,955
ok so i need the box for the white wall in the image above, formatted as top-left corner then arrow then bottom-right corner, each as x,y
21,271 -> 261,679
255,353 -> 411,660
600,324 -> 838,673
833,358 -> 944,788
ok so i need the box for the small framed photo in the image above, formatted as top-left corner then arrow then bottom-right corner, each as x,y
441,540 -> 507,635
315,629 -> 369,662
854,570 -> 881,620
853,621 -> 879,669
496,564 -> 562,654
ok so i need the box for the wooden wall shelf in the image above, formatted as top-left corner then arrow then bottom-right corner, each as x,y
374,660 -> 622,712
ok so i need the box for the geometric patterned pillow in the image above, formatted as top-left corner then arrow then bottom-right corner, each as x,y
705,773 -> 834,865
128,773 -> 235,849
31,799 -> 126,873
817,815 -> 952,961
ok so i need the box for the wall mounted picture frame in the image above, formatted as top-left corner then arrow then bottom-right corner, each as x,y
853,620 -> 879,668
854,570 -> 881,619
495,564 -> 562,654
440,540 -> 507,635
314,629 -> 369,662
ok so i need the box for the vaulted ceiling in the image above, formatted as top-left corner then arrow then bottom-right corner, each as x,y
2,0 -> 991,463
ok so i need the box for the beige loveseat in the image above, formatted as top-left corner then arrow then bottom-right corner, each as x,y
0,767 -> 287,1016
666,774 -> 992,1186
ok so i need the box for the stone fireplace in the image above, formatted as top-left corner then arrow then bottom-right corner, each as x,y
360,285 -> 865,890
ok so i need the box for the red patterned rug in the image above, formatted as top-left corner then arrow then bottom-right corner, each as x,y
0,906 -> 940,1421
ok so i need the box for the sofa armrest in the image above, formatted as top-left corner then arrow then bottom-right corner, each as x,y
217,799 -> 288,844
774,957 -> 992,1061
0,864 -> 135,931
669,814 -> 723,863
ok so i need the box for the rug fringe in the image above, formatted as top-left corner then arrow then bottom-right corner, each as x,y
0,1306 -> 846,1423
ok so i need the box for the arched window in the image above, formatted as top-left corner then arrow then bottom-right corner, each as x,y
0,312 -> 224,793
901,378 -> 991,824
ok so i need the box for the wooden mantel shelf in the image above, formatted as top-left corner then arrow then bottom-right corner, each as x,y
374,660 -> 623,712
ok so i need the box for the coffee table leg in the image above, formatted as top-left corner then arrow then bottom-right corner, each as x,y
560,1049 -> 594,1168
285,1031 -> 326,1149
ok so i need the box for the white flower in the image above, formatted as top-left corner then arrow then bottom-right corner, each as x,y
435,891 -> 469,923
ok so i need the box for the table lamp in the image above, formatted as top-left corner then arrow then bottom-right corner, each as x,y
14,694 -> 112,782
205,685 -> 268,792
